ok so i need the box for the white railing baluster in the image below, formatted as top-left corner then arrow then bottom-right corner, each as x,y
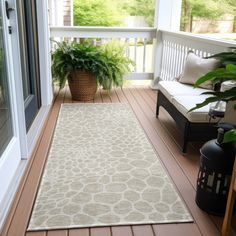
125,38 -> 130,58
160,40 -> 165,79
179,44 -> 185,77
164,40 -> 169,80
166,41 -> 170,80
176,43 -> 181,76
92,39 -> 96,46
169,41 -> 174,79
170,42 -> 176,78
161,40 -> 167,80
179,44 -> 184,75
172,43 -> 178,77
184,45 -> 188,69
167,41 -> 172,80
134,38 -> 137,72
143,38 -> 147,72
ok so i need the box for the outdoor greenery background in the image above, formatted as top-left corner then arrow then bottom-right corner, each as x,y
73,0 -> 156,27
73,0 -> 236,31
181,0 -> 236,32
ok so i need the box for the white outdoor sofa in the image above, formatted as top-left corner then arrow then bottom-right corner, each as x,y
153,31 -> 236,153
156,80 -> 218,153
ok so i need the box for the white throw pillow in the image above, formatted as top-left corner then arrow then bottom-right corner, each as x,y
179,52 -> 220,89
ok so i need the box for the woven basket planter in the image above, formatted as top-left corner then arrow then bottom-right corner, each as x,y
69,70 -> 97,101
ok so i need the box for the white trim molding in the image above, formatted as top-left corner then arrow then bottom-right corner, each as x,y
36,0 -> 53,106
50,26 -> 157,39
24,0 -> 53,158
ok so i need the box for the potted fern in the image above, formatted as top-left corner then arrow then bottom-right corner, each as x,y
52,41 -> 134,101
190,49 -> 236,142
100,41 -> 134,90
52,41 -> 107,101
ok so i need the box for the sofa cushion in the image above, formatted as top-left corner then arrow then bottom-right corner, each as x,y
172,95 -> 217,123
178,52 -> 220,90
158,81 -> 211,102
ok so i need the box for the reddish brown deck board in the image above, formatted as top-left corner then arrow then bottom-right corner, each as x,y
152,223 -> 201,236
64,86 -> 72,103
135,88 -> 183,143
93,90 -> 103,103
25,231 -> 46,236
139,88 -> 179,134
2,86 -> 231,236
114,88 -> 127,103
69,229 -> 89,236
108,89 -> 120,103
132,225 -> 154,236
90,227 -> 111,236
100,89 -> 111,103
111,226 -> 133,236
47,230 -> 68,236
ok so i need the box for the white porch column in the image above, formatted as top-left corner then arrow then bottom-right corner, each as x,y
48,0 -> 64,26
154,0 -> 182,31
151,0 -> 182,89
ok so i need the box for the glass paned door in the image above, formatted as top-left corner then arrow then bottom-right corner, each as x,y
0,3 -> 13,157
17,0 -> 41,131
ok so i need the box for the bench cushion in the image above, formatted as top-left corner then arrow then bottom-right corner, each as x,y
178,52 -> 220,89
158,81 -> 211,102
172,95 -> 217,123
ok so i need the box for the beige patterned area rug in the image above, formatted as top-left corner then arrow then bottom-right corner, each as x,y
28,103 -> 193,231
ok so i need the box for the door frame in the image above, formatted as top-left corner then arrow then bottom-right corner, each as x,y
0,0 -> 23,227
27,0 -> 53,156
0,0 -> 52,229
8,0 -> 53,159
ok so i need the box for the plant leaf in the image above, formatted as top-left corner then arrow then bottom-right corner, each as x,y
223,129 -> 236,143
189,96 -> 224,112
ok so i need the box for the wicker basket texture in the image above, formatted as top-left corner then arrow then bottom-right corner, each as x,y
69,70 -> 97,101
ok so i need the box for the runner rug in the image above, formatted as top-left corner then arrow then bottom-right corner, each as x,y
28,103 -> 193,231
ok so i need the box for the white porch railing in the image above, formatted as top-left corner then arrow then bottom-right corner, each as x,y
50,26 -> 157,80
50,27 -> 236,82
155,30 -> 236,81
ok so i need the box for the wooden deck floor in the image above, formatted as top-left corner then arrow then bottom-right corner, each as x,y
1,86 -> 235,236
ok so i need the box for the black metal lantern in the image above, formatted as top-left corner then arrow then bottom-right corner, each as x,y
196,124 -> 236,216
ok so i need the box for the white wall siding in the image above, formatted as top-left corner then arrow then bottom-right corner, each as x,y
63,0 -> 72,26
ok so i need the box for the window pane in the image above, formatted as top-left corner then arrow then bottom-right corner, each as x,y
0,7 -> 13,157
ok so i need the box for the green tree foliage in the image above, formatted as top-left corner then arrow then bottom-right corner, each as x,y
191,0 -> 224,18
224,0 -> 236,14
73,0 -> 123,26
224,0 -> 236,32
73,0 -> 155,27
123,0 -> 155,27
181,0 -> 232,32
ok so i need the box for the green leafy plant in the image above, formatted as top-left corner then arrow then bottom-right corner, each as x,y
189,49 -> 236,143
224,129 -> 236,143
100,40 -> 134,89
52,40 -> 134,90
52,41 -> 107,88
